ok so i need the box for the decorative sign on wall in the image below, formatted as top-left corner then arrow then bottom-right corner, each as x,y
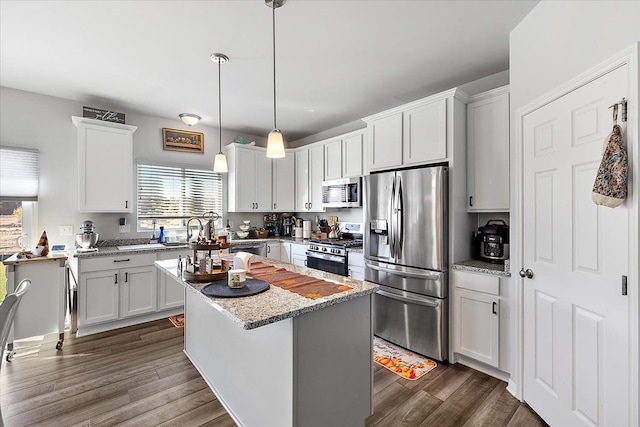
162,128 -> 204,153
83,106 -> 126,124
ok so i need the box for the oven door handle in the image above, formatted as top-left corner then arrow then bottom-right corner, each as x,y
376,289 -> 440,308
306,251 -> 347,264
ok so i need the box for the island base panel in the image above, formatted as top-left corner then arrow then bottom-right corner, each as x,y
184,290 -> 373,426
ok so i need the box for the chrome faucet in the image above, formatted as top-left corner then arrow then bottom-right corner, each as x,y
186,217 -> 204,242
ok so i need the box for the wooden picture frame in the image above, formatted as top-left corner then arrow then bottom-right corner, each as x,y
162,128 -> 204,153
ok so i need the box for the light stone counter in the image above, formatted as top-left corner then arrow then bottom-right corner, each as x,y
451,259 -> 511,277
157,255 -> 375,426
155,255 -> 378,330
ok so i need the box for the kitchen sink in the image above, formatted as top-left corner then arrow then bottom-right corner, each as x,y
117,243 -> 166,251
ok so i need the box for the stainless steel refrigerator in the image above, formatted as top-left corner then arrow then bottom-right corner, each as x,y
364,165 -> 448,361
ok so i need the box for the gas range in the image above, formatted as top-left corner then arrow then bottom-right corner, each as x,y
307,239 -> 363,257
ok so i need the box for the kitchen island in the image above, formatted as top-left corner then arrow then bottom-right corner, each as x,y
155,256 -> 378,427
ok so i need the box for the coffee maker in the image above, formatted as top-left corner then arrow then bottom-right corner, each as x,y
281,213 -> 293,237
263,213 -> 282,237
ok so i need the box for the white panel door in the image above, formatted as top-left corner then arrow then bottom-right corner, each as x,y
295,149 -> 310,211
235,147 -> 257,211
343,133 -> 363,178
272,153 -> 295,212
79,270 -> 119,326
308,145 -> 325,212
455,289 -> 500,368
120,265 -> 157,318
369,113 -> 402,171
522,64 -> 630,426
255,152 -> 273,211
324,139 -> 343,180
403,99 -> 447,165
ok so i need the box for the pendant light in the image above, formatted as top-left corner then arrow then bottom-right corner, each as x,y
211,53 -> 229,173
265,0 -> 286,158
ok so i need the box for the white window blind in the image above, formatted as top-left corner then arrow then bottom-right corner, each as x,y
137,163 -> 223,222
0,147 -> 39,201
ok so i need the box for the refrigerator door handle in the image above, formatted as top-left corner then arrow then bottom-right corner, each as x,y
389,177 -> 396,259
397,176 -> 404,259
376,289 -> 440,308
365,261 -> 444,281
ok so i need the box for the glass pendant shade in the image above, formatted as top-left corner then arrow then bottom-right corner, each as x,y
213,152 -> 228,173
266,129 -> 285,158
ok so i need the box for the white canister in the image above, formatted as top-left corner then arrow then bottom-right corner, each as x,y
294,227 -> 303,238
302,220 -> 311,239
228,269 -> 247,288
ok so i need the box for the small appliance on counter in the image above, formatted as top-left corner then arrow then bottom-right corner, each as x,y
473,219 -> 510,264
76,220 -> 99,252
281,214 -> 293,237
263,213 -> 282,237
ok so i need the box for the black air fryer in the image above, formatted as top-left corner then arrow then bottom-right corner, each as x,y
473,220 -> 509,264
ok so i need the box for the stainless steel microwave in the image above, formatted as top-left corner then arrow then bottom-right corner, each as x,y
322,177 -> 362,208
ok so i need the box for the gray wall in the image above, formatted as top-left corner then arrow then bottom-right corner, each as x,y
0,86 -> 265,248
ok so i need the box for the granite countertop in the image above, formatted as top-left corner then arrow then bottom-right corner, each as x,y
229,237 -> 309,244
155,255 -> 378,330
74,242 -> 190,258
452,259 -> 511,277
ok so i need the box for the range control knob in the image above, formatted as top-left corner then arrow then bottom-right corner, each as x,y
322,247 -> 327,252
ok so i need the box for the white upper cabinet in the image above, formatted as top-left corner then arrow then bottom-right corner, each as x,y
295,145 -> 325,212
324,139 -> 343,180
368,113 -> 403,171
363,89 -> 465,173
272,151 -> 295,212
227,144 -> 273,212
467,86 -> 510,212
323,131 -> 365,180
73,117 -> 137,213
403,99 -> 447,165
342,132 -> 364,178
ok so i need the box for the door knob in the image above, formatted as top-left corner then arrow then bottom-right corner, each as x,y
519,268 -> 534,279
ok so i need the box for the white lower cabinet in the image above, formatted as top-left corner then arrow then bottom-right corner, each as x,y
266,242 -> 281,260
348,251 -> 364,281
290,242 -> 308,267
280,242 -> 292,263
452,270 -> 501,369
119,265 -> 157,317
78,251 -> 185,334
158,249 -> 189,310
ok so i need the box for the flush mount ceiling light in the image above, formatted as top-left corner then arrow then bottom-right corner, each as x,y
179,113 -> 201,126
265,0 -> 286,159
211,53 -> 229,173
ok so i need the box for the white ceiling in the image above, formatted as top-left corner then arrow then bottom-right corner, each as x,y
0,0 -> 537,142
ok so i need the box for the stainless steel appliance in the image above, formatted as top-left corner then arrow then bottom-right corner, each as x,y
76,220 -> 99,250
282,214 -> 293,237
307,223 -> 363,276
365,166 -> 448,362
230,241 -> 267,257
263,213 -> 282,237
473,219 -> 509,263
322,177 -> 362,208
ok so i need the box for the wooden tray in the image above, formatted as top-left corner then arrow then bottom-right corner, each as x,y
183,269 -> 227,282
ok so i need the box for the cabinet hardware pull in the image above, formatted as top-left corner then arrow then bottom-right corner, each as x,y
492,301 -> 497,314
274,203 -> 276,209
256,203 -> 258,209
125,200 -> 128,209
125,272 -> 128,283
469,196 -> 473,207
622,275 -> 628,295
114,259 -> 130,263
267,246 -> 270,253
114,273 -> 118,284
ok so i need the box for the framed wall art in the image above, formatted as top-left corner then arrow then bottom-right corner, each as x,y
162,128 -> 204,153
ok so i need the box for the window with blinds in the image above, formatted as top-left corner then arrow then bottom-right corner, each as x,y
137,163 -> 223,230
0,147 -> 39,201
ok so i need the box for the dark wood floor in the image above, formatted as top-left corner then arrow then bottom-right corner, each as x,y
0,319 -> 547,426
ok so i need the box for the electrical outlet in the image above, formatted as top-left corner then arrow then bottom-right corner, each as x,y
119,224 -> 131,233
59,225 -> 73,236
